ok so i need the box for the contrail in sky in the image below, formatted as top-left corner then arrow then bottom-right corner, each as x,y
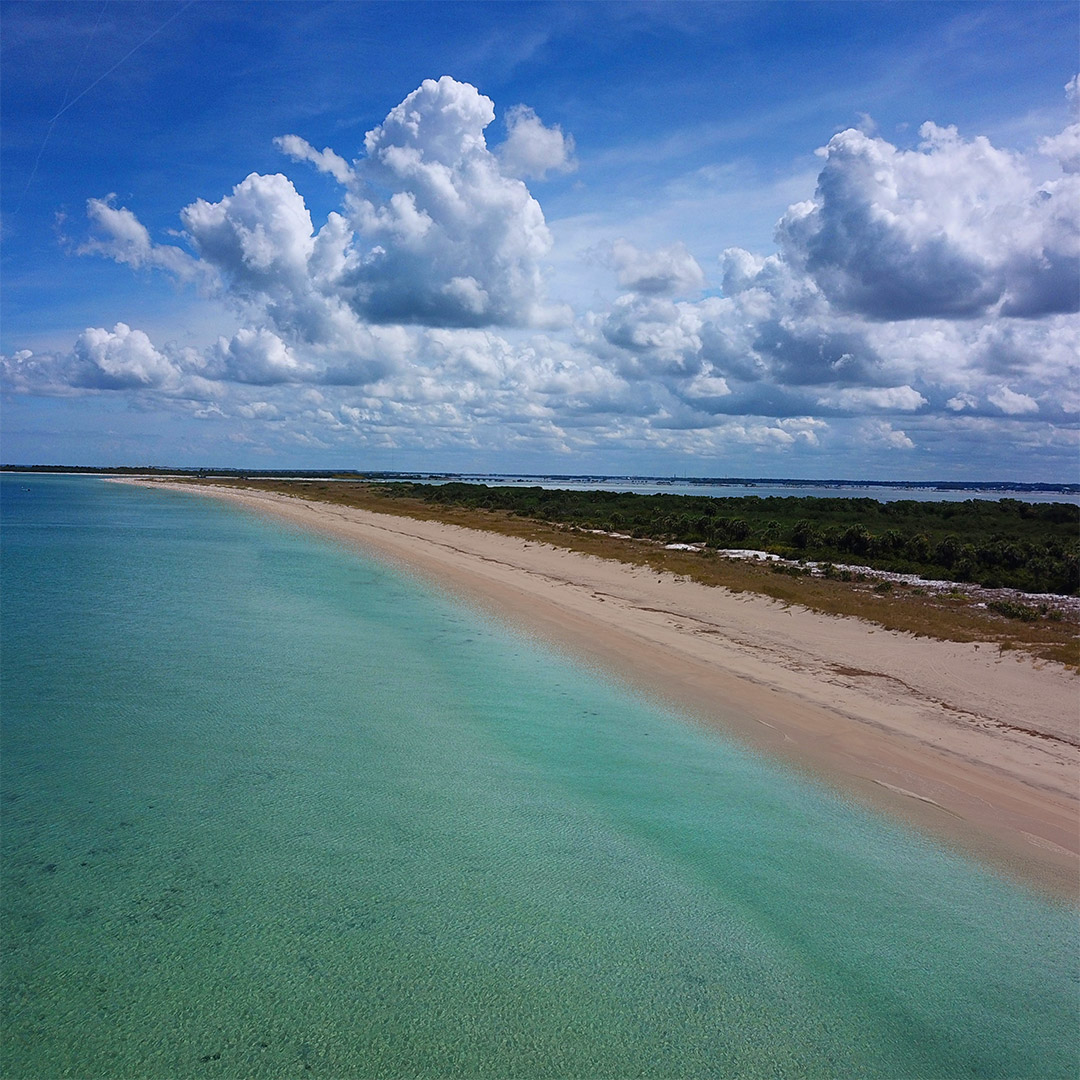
48,0 -> 195,124
13,0 -> 108,219
11,1 -> 193,220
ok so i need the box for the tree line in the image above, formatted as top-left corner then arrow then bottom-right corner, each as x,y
379,483 -> 1080,595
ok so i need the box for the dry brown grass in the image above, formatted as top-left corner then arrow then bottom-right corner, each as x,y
180,477 -> 1080,669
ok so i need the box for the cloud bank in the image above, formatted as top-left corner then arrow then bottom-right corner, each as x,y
4,75 -> 1078,472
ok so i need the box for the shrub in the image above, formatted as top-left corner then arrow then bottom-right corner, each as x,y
987,599 -> 1039,622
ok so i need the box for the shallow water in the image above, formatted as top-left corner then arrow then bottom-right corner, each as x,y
2,475 -> 1076,1078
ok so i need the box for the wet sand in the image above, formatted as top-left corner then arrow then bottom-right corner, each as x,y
129,480 -> 1080,900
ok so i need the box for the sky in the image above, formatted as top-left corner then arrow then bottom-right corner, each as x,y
1,1 -> 1077,479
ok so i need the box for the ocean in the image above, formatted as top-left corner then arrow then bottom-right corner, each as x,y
2,474 -> 1076,1079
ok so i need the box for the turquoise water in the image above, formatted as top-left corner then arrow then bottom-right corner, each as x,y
1,475 -> 1076,1079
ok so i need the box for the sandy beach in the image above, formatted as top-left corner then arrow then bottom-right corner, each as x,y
130,480 -> 1079,899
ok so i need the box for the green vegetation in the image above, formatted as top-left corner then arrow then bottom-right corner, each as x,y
380,483 -> 1079,596
986,599 -> 1064,623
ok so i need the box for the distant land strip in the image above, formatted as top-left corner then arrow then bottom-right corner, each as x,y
4,463 -> 1078,497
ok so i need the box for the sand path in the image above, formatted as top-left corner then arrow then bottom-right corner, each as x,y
130,481 -> 1079,899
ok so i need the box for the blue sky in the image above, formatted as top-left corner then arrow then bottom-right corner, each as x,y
2,1 -> 1077,478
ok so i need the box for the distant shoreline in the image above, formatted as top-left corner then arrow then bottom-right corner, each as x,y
5,463 -> 1078,499
119,478 -> 1079,902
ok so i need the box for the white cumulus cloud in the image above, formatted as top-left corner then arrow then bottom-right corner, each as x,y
818,386 -> 928,412
946,392 -> 978,412
79,195 -> 203,280
607,239 -> 705,296
497,104 -> 577,180
344,76 -> 561,327
72,323 -> 181,389
988,385 -> 1039,415
858,419 -> 915,450
211,328 -> 312,385
776,122 -> 1079,320
273,135 -> 354,185
182,173 -> 316,294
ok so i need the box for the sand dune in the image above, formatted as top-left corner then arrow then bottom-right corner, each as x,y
129,480 -> 1079,899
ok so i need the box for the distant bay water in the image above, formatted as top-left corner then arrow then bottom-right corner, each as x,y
2,474 -> 1077,1079
388,474 -> 1080,504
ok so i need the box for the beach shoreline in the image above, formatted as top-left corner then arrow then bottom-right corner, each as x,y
123,478 -> 1079,900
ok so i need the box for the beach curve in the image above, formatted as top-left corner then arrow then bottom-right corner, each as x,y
124,479 -> 1080,900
